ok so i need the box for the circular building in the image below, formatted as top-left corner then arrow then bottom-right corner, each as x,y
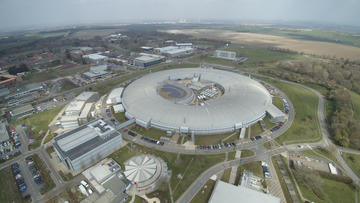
122,68 -> 273,135
124,155 -> 168,193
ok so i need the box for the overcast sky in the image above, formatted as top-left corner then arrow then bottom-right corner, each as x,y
1,0 -> 360,32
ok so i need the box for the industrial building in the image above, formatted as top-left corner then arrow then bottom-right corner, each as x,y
266,103 -> 286,123
0,120 -> 10,143
5,83 -> 45,101
106,87 -> 124,105
53,119 -> 123,171
214,50 -> 237,60
83,53 -> 108,64
124,154 -> 168,194
8,104 -> 35,120
60,92 -> 98,130
81,65 -> 111,81
122,68 -> 284,135
82,158 -> 131,202
155,46 -> 194,57
209,180 -> 280,203
175,42 -> 193,48
133,53 -> 165,67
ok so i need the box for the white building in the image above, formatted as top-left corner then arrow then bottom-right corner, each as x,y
214,50 -> 237,60
266,103 -> 286,123
155,46 -> 194,57
209,180 -> 280,203
133,53 -> 165,68
83,53 -> 108,64
106,87 -> 124,105
82,65 -> 111,81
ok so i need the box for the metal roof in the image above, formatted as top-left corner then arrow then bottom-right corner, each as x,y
209,181 -> 281,203
122,68 -> 272,132
124,155 -> 158,183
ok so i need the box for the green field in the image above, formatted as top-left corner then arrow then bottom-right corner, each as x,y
0,167 -> 27,203
342,152 -> 360,178
272,96 -> 284,110
190,179 -> 216,203
130,126 -> 166,140
221,168 -> 232,182
195,132 -> 234,145
109,145 -> 137,169
262,78 -> 320,144
190,45 -> 294,67
16,105 -> 65,149
250,122 -> 263,138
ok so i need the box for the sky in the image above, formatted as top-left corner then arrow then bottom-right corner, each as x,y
0,0 -> 360,32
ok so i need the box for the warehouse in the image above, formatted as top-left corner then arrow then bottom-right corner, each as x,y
209,180 -> 280,203
106,87 -> 124,105
133,53 -> 165,67
0,120 -> 10,143
83,53 -> 108,64
53,119 -> 123,171
8,104 -> 34,120
155,46 -> 194,57
214,50 -> 237,60
81,65 -> 111,81
266,103 -> 286,123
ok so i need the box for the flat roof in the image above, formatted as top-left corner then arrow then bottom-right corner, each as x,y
75,91 -> 98,101
209,181 -> 281,203
53,119 -> 121,161
0,121 -> 9,143
65,100 -> 85,112
11,104 -> 34,116
79,103 -> 93,118
266,103 -> 285,118
83,53 -> 108,60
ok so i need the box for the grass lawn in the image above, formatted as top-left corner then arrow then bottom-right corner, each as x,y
59,78 -> 78,92
130,144 -> 225,201
263,117 -> 276,129
0,166 -> 27,203
272,157 -> 294,203
44,133 -> 58,144
108,145 -> 137,169
272,96 -> 284,110
342,153 -> 360,178
250,122 -> 263,137
241,149 -> 255,158
195,132 -> 234,145
264,141 -> 272,149
301,148 -> 340,166
111,106 -> 127,123
228,151 -> 236,160
234,161 -> 264,185
46,186 -> 86,203
262,78 -> 321,144
131,126 -> 166,140
30,154 -> 56,194
54,65 -> 89,77
15,105 -> 65,149
221,168 -> 232,182
190,179 -> 216,203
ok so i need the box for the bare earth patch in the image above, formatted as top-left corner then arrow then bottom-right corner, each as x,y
165,29 -> 360,60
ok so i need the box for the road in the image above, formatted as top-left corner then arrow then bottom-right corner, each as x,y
1,61 -> 360,203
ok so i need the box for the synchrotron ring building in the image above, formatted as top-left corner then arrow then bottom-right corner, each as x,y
122,68 -> 273,135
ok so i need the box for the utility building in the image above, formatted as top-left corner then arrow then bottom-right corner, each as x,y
53,119 -> 123,171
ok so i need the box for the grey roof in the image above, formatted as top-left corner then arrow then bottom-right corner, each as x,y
53,119 -> 121,161
209,181 -> 281,203
122,68 -> 272,131
0,121 -> 9,143
11,104 -> 34,116
266,103 -> 285,118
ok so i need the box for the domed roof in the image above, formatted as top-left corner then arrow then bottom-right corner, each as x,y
124,155 -> 158,183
